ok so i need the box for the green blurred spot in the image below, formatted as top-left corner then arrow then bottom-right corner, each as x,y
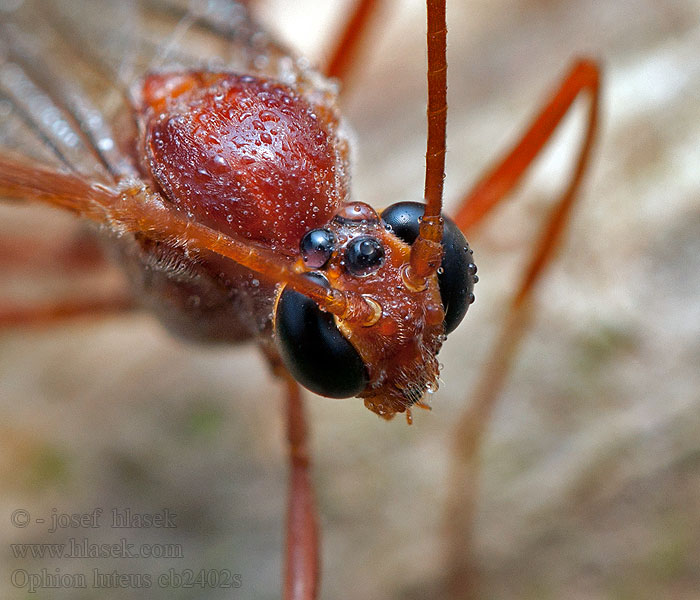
648,524 -> 690,580
575,323 -> 637,374
28,445 -> 69,489
186,404 -> 224,438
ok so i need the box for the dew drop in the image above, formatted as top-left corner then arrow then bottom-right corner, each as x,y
259,110 -> 278,123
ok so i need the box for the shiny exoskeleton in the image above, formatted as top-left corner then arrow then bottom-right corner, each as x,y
120,65 -> 478,418
122,43 -> 476,419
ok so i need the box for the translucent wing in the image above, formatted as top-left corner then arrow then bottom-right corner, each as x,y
0,0 -> 295,180
0,0 -> 300,308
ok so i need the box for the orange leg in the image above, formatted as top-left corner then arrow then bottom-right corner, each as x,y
0,295 -> 136,329
0,218 -> 133,329
283,374 -> 319,600
0,231 -> 109,273
445,59 -> 600,598
324,0 -> 384,82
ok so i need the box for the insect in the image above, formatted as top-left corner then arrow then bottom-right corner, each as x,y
2,1 -> 696,600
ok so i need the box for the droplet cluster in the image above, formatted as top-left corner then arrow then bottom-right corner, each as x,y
141,72 -> 350,254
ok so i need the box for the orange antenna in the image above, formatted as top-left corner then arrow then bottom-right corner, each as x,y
405,0 -> 447,291
0,155 -> 380,326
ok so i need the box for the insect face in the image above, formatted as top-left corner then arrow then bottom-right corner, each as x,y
275,200 -> 475,419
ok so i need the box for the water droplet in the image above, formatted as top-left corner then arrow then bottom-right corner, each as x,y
259,110 -> 278,123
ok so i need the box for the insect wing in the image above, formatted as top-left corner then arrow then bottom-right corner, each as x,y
0,0 -> 293,180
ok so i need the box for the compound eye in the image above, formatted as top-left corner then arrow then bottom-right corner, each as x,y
381,201 -> 422,243
344,236 -> 384,276
275,272 -> 368,398
300,228 -> 335,268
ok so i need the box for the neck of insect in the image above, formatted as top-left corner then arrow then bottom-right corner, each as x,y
116,184 -> 385,327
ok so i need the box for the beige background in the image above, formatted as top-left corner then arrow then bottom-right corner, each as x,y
1,0 -> 699,598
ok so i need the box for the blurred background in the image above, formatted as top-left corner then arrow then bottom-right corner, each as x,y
1,0 -> 699,598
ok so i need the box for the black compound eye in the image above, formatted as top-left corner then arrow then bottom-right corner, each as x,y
275,272 -> 368,398
300,228 -> 335,269
344,236 -> 384,276
381,201 -> 423,243
381,201 -> 477,335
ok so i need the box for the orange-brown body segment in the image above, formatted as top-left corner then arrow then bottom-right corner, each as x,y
127,71 -> 448,418
140,72 -> 350,253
